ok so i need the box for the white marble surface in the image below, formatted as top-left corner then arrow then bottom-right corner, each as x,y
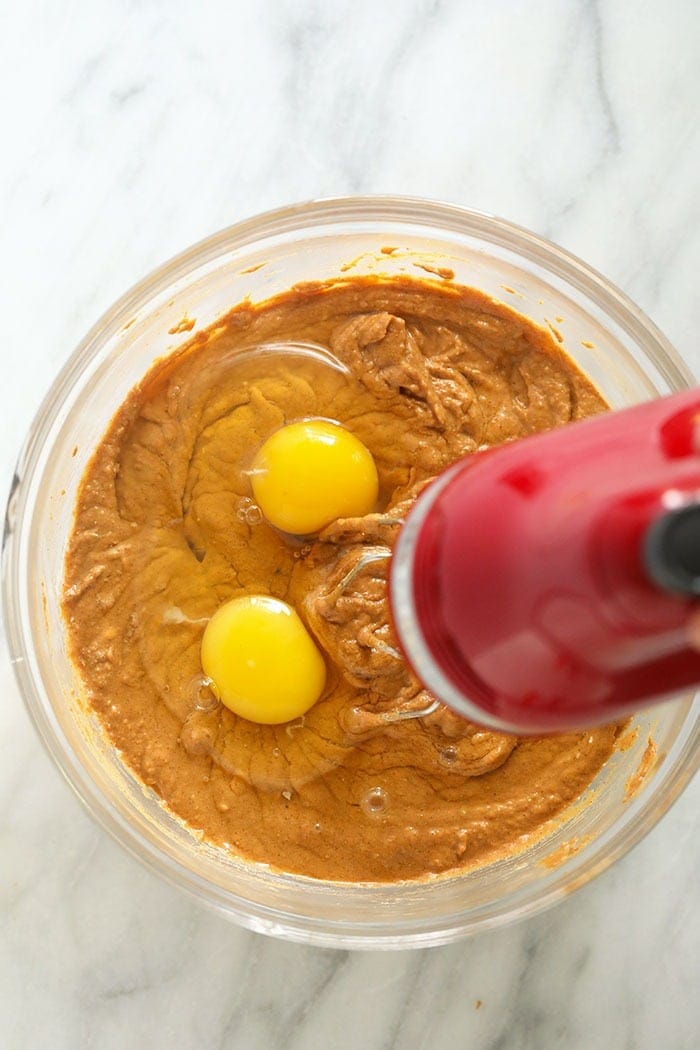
1,1 -> 699,1047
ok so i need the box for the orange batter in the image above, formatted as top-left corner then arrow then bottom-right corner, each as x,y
63,277 -> 619,881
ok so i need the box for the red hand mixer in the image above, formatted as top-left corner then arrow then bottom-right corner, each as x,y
390,388 -> 700,733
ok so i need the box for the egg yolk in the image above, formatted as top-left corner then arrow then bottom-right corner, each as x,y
250,419 -> 379,535
201,595 -> 326,724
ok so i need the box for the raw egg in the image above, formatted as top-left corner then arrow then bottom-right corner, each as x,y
201,595 -> 326,724
250,419 -> 378,534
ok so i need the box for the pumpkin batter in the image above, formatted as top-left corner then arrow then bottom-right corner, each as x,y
63,276 -> 619,881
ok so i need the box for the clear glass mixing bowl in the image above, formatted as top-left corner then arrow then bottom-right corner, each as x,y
3,197 -> 699,948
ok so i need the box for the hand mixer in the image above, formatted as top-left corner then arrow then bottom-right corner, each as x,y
389,387 -> 700,733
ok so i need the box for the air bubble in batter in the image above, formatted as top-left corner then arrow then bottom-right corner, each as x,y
236,496 -> 263,526
188,675 -> 220,713
439,745 -> 459,767
361,786 -> 388,817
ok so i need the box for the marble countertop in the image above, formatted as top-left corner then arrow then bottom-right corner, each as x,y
2,2 -> 699,1047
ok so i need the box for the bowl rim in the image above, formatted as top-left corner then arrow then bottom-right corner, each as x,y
3,194 -> 698,949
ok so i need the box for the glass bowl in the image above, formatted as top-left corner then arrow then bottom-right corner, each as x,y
3,197 -> 698,949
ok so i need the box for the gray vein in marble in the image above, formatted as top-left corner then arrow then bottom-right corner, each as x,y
216,941 -> 351,1050
533,1 -> 624,240
275,3 -> 439,194
385,953 -> 439,1050
588,0 -> 621,152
